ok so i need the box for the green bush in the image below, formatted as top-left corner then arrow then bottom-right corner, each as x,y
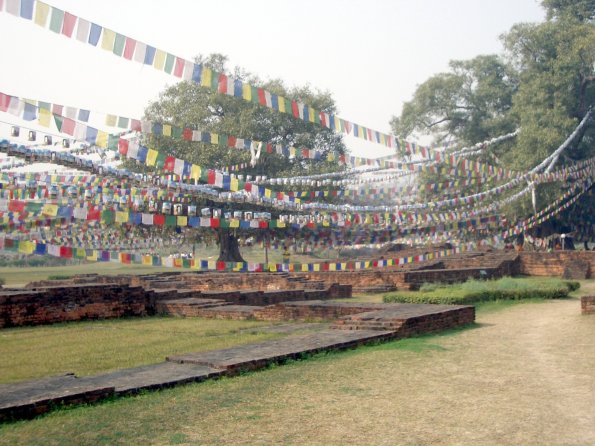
47,275 -> 73,281
384,277 -> 576,305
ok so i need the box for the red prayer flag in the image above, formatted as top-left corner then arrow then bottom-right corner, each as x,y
123,37 -> 136,60
52,104 -> 63,115
61,12 -> 77,37
164,156 -> 175,172
210,218 -> 220,228
182,128 -> 192,140
207,169 -> 215,184
130,119 -> 141,131
291,100 -> 299,118
227,135 -> 236,148
0,93 -> 11,112
60,246 -> 73,258
118,139 -> 129,155
153,214 -> 165,226
218,73 -> 228,94
174,57 -> 185,77
87,207 -> 100,220
257,88 -> 266,105
62,118 -> 75,135
8,201 -> 25,212
319,112 -> 328,127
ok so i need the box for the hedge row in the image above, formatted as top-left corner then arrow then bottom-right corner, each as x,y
383,279 -> 580,305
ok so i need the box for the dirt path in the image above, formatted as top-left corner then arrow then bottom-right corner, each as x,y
432,296 -> 595,445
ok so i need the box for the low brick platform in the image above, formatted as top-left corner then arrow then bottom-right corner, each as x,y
0,375 -> 114,422
333,304 -> 475,336
167,329 -> 396,372
581,295 -> 595,315
0,300 -> 474,422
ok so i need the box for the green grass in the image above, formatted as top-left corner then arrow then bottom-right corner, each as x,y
383,276 -> 579,305
0,316 -> 287,384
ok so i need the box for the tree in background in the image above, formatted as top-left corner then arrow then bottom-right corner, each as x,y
390,0 -> 594,230
140,54 -> 347,261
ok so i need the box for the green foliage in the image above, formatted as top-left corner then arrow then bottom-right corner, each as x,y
383,277 -> 576,304
141,53 -> 346,179
47,274 -> 73,281
390,54 -> 518,146
390,3 -> 595,224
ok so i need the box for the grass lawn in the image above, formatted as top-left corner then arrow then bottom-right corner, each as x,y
0,279 -> 592,445
0,282 -> 593,445
0,317 -> 291,384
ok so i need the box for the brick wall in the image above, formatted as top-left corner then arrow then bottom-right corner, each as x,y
518,252 -> 594,278
581,296 -> 595,315
0,285 -> 149,328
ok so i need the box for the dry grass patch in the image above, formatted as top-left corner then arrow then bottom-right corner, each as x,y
0,317 -> 285,384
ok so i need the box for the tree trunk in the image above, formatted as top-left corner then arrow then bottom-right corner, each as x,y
217,228 -> 245,262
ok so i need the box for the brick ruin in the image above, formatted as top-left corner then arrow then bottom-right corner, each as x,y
0,249 -> 592,329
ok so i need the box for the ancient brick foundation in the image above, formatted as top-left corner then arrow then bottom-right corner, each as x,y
0,282 -> 351,328
581,296 -> 595,315
0,285 -> 150,328
518,252 -> 594,278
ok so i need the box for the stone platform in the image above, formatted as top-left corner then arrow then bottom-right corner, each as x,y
0,300 -> 474,422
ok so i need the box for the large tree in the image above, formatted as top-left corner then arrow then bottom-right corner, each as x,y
141,54 -> 347,261
390,0 -> 594,230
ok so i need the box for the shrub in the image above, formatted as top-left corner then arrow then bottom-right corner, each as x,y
383,276 -> 575,305
47,275 -> 73,281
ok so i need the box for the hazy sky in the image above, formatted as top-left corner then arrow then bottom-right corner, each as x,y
0,0 -> 545,157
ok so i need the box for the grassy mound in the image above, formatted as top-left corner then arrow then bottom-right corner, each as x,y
383,277 -> 580,305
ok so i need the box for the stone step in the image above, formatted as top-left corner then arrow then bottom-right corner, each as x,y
167,329 -> 395,372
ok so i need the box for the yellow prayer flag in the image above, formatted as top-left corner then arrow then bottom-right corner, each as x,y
242,83 -> 252,101
34,1 -> 50,26
162,124 -> 172,136
142,255 -> 152,265
146,149 -> 158,166
115,211 -> 129,223
207,260 -> 216,270
278,96 -> 286,113
229,219 -> 240,228
191,164 -> 201,181
95,131 -> 108,148
329,263 -> 336,271
177,216 -> 188,227
277,221 -> 286,228
308,108 -> 315,122
210,133 -> 219,145
38,108 -> 51,127
76,248 -> 86,258
101,29 -> 116,51
19,241 -> 34,254
313,264 -> 320,272
301,264 -> 309,272
105,114 -> 117,127
87,250 -> 98,261
201,67 -> 213,87
264,189 -> 272,199
268,263 -> 277,272
230,177 -> 239,191
153,49 -> 166,70
42,204 -> 58,217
